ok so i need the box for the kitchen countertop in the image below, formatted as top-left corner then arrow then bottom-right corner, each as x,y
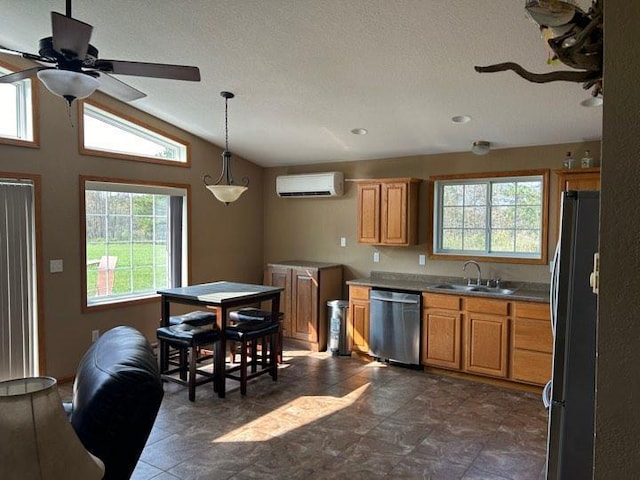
347,271 -> 549,303
266,260 -> 343,270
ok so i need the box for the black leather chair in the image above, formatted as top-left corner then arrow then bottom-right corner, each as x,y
63,326 -> 164,480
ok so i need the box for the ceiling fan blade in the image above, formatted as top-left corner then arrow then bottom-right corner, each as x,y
0,45 -> 53,63
94,72 -> 147,102
94,59 -> 201,81
0,67 -> 47,83
51,11 -> 93,60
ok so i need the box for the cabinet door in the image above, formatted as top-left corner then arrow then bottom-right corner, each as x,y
357,184 -> 381,244
349,298 -> 370,353
422,309 -> 461,370
560,171 -> 601,191
291,268 -> 319,342
381,182 -> 408,245
263,266 -> 292,337
464,312 -> 508,378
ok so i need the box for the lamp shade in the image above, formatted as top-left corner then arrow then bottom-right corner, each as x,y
206,184 -> 248,203
37,69 -> 100,101
0,376 -> 104,480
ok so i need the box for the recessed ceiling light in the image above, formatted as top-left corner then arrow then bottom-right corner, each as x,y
451,115 -> 472,124
351,128 -> 368,135
580,96 -> 603,107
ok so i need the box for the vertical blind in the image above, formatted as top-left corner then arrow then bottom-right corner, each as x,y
0,179 -> 37,380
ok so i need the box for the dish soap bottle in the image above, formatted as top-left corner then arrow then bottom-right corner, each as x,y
581,150 -> 594,168
563,151 -> 576,169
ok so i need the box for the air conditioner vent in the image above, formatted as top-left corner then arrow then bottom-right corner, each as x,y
276,172 -> 344,198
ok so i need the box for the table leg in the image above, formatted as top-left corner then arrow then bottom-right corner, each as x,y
271,292 -> 282,363
160,297 -> 170,372
214,306 -> 226,398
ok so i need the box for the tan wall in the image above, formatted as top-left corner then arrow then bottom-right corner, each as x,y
264,141 -> 600,296
0,54 -> 265,378
596,0 -> 640,477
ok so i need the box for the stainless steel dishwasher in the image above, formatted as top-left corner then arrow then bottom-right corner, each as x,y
369,289 -> 421,366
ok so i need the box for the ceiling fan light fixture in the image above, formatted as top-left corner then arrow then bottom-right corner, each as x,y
580,95 -> 603,107
472,140 -> 491,155
37,69 -> 99,104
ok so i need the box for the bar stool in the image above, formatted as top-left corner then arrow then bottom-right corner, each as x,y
224,320 -> 280,395
163,310 -> 217,379
229,308 -> 284,363
156,323 -> 220,401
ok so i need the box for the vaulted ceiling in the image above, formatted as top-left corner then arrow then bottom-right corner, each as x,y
0,0 -> 602,167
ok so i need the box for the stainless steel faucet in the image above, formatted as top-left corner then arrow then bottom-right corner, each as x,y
463,260 -> 482,286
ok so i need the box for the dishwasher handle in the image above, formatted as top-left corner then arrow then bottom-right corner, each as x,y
370,293 -> 420,305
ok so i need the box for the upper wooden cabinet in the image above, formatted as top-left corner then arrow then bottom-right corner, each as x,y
355,178 -> 420,246
554,167 -> 600,238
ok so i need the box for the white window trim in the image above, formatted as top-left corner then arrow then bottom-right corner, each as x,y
0,63 -> 37,146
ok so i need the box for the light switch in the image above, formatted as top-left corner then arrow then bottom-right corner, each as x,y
373,252 -> 380,263
419,254 -> 426,266
49,259 -> 63,273
340,237 -> 347,247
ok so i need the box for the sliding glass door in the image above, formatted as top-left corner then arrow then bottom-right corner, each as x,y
0,177 -> 39,380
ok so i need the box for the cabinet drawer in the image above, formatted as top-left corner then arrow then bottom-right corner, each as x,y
512,349 -> 552,385
422,293 -> 460,310
349,285 -> 370,301
514,318 -> 552,353
515,301 -> 549,320
466,297 -> 509,316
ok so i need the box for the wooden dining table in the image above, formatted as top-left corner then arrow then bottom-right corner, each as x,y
157,281 -> 283,398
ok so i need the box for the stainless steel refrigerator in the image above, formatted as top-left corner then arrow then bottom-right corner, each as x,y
544,190 -> 599,480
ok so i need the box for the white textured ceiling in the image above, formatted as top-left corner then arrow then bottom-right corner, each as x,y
0,0 -> 602,167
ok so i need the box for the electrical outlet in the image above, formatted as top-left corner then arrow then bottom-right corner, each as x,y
419,254 -> 426,266
373,252 -> 380,263
340,237 -> 347,247
92,330 -> 100,342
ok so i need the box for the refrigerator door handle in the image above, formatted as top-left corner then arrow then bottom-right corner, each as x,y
550,241 -> 561,337
542,380 -> 553,409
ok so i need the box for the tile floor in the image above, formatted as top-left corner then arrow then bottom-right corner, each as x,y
72,343 -> 550,479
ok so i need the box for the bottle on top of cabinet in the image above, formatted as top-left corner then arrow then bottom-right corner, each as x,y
581,150 -> 594,168
562,151 -> 576,169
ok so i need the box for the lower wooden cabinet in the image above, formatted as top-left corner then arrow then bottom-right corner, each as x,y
463,298 -> 509,378
422,293 -> 462,369
510,301 -> 552,385
348,286 -> 370,353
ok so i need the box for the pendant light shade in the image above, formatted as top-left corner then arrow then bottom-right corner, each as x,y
203,91 -> 249,205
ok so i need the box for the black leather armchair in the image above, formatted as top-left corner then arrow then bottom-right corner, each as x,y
63,326 -> 164,480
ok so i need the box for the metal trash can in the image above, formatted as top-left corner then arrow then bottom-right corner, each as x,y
327,300 -> 350,356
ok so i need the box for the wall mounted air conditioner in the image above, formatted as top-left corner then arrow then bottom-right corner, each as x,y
276,172 -> 344,198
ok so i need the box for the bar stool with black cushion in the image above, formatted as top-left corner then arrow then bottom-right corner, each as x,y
224,319 -> 280,395
229,308 -> 284,363
156,323 -> 220,401
164,310 -> 217,380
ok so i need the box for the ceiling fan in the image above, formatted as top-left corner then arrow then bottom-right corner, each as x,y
0,0 -> 200,105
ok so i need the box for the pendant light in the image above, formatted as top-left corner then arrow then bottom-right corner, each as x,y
203,91 -> 248,205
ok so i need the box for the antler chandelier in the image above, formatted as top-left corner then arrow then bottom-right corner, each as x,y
475,0 -> 603,99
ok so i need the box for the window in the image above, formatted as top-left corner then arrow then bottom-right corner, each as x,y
81,178 -> 189,309
80,101 -> 190,166
430,170 -> 549,264
0,63 -> 37,146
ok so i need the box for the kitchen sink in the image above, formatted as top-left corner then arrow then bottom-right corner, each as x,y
430,284 -> 517,295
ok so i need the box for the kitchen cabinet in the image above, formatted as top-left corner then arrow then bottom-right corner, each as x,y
510,301 -> 552,386
422,293 -> 462,370
463,297 -> 509,378
554,167 -> 600,239
348,286 -> 370,354
355,178 -> 420,246
264,261 -> 343,351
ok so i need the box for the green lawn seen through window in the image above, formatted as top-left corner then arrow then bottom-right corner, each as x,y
86,242 -> 168,298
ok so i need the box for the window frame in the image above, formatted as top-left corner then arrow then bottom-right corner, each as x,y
80,175 -> 191,312
428,169 -> 549,265
0,60 -> 39,148
78,100 -> 191,167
